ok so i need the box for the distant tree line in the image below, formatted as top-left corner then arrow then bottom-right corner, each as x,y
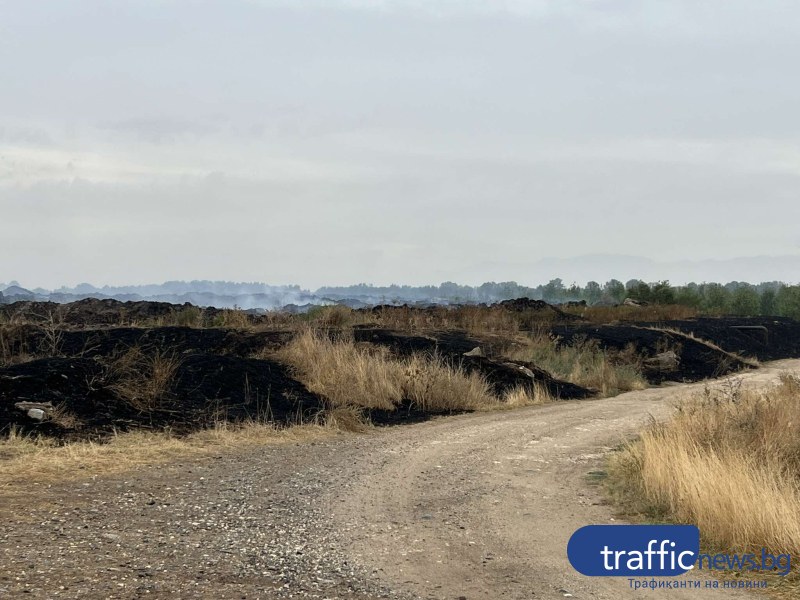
539,278 -> 800,320
6,278 -> 799,320
317,279 -> 800,320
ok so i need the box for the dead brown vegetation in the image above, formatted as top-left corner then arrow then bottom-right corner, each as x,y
0,422 -> 337,490
100,347 -> 182,412
0,318 -> 64,367
369,305 -> 524,333
503,331 -> 647,396
276,328 -> 501,412
608,372 -> 800,560
0,325 -> 32,366
565,304 -> 699,323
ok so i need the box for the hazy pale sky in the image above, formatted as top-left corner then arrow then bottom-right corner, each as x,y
2,0 -> 799,288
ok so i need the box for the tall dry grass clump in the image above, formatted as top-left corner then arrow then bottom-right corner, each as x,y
303,305 -> 359,328
276,328 -> 404,410
402,353 -> 496,411
277,328 -> 497,412
103,347 -> 182,412
566,351 -> 646,397
609,373 -> 800,557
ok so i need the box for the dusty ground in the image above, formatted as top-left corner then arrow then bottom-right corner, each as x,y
3,360 -> 798,599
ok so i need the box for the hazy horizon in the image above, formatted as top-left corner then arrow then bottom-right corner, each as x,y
2,1 -> 799,286
4,252 -> 800,293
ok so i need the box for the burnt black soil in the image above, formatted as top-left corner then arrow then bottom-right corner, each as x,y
365,297 -> 580,322
1,298 -> 193,327
0,355 -> 322,439
643,317 -> 800,361
0,323 -> 322,438
3,299 -> 799,439
2,324 -> 291,359
550,316 -> 800,384
1,321 -> 594,438
0,298 -> 260,328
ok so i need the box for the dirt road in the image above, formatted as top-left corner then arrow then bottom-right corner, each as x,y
3,360 -> 797,599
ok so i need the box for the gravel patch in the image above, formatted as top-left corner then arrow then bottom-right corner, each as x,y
1,437 -> 417,599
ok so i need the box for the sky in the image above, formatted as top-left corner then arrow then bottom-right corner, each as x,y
2,0 -> 799,289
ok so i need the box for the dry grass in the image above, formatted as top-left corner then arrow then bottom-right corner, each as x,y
0,301 -> 705,338
102,347 -> 182,412
565,304 -> 699,323
245,303 -> 699,334
324,405 -> 374,432
402,352 -> 497,411
211,307 -> 253,329
608,373 -> 800,560
172,305 -> 204,327
501,384 -> 554,408
303,305 -> 363,328
0,325 -> 32,366
277,328 -> 498,413
46,404 -> 83,430
504,331 -> 647,397
0,317 -> 65,366
0,422 -> 337,489
294,303 -> 700,338
292,304 -> 559,334
277,328 -> 404,409
185,302 -> 698,334
371,305 -> 524,333
277,328 -> 559,415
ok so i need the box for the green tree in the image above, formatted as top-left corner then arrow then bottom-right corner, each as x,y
542,278 -> 565,303
760,288 -> 777,315
604,279 -> 626,303
776,285 -> 800,320
730,286 -> 760,315
675,285 -> 702,308
567,283 -> 582,299
650,281 -> 676,305
627,281 -> 652,303
584,281 -> 602,304
703,283 -> 732,313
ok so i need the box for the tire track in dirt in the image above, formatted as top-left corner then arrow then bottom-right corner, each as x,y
334,360 -> 800,599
